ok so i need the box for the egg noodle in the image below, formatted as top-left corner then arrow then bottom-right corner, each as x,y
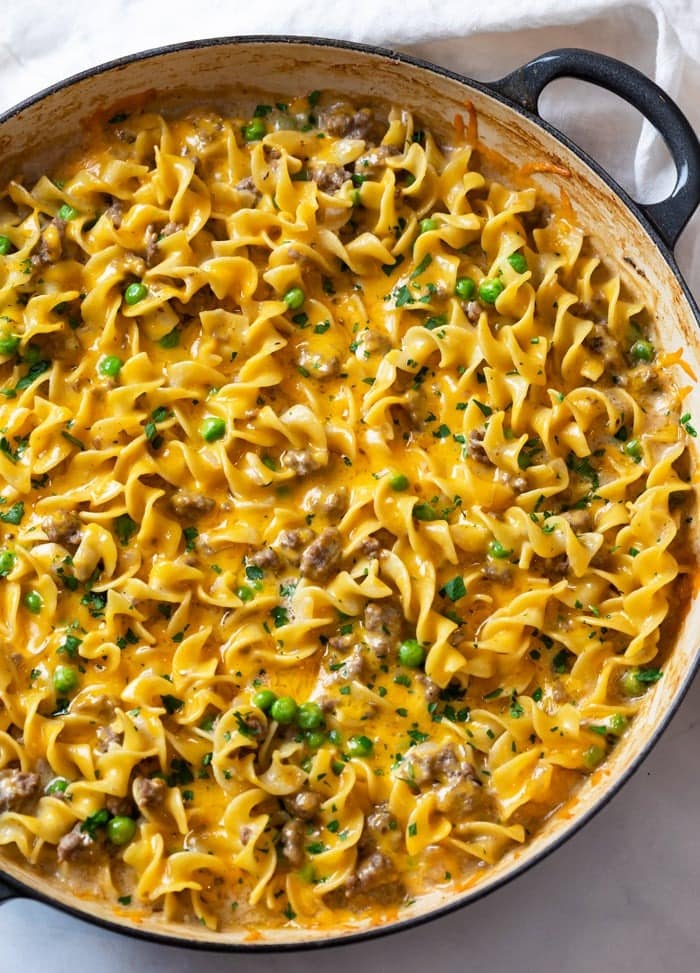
0,91 -> 692,934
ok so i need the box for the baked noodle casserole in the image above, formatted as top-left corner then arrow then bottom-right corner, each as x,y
0,90 -> 693,933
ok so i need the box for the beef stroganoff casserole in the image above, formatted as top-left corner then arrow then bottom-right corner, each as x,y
0,87 -> 694,935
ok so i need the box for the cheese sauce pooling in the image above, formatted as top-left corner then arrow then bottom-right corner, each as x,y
0,93 -> 693,934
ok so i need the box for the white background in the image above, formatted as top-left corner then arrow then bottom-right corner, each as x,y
1,2 -> 699,970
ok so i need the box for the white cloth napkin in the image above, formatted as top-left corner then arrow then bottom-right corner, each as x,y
0,0 -> 698,292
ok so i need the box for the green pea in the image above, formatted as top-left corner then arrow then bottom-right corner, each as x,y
0,550 -> 15,577
53,665 -> 78,695
99,355 -> 122,378
418,218 -> 438,234
124,282 -> 148,306
23,590 -> 43,614
297,701 -> 324,730
398,639 -> 426,668
478,278 -> 505,304
346,734 -> 373,758
507,252 -> 528,273
0,333 -> 20,356
620,670 -> 643,696
200,416 -> 226,442
607,713 -> 628,735
270,695 -> 298,724
0,235 -> 12,255
243,118 -> 267,142
389,472 -> 409,491
107,815 -> 137,846
253,689 -> 277,713
455,276 -> 475,300
412,502 -> 439,521
630,339 -> 654,362
488,539 -> 511,559
283,287 -> 305,310
45,777 -> 69,795
583,744 -> 605,770
327,728 -> 342,746
623,439 -> 643,463
305,730 -> 326,749
57,204 -> 79,222
237,585 -> 254,602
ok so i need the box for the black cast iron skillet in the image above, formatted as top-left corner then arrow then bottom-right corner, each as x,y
0,37 -> 698,951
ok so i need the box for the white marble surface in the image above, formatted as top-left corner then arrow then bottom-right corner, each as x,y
2,676 -> 698,971
1,2 -> 700,970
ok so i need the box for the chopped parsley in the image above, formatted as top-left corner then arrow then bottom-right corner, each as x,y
183,526 -> 198,552
161,694 -> 184,714
472,399 -> 493,418
15,359 -> 51,392
271,605 -> 289,628
441,576 -> 466,601
394,284 -> 413,308
566,452 -> 600,491
410,254 -> 432,280
407,729 -> 429,745
57,635 -> 82,658
0,501 -> 24,525
552,649 -> 572,674
80,808 -> 110,839
0,435 -> 27,464
114,513 -> 138,545
234,711 -> 261,737
635,667 -> 663,683
81,589 -> 107,617
381,255 -> 405,276
424,314 -> 447,331
680,413 -> 697,437
61,430 -> 85,451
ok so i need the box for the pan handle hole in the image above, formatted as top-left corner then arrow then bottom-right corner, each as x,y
537,78 -> 675,206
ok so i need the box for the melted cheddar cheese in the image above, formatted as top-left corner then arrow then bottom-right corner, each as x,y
0,93 -> 692,934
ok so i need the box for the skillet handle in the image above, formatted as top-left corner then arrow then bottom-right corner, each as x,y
0,876 -> 19,902
489,48 -> 700,250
